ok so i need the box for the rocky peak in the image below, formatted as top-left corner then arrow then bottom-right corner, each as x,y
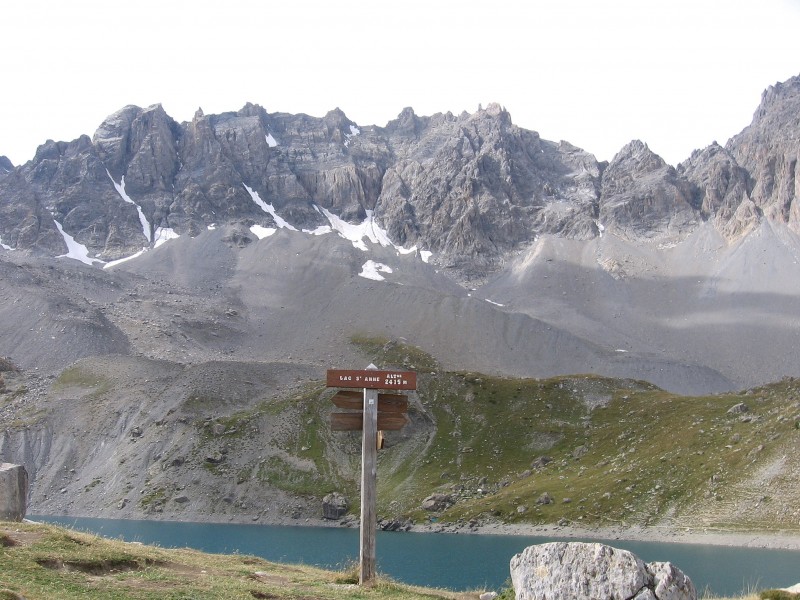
752,74 -> 800,120
385,107 -> 428,138
599,140 -> 699,242
678,142 -> 755,239
726,74 -> 800,233
33,135 -> 94,164
237,102 -> 267,119
609,140 -> 667,172
474,102 -> 512,127
93,104 -> 180,189
0,156 -> 12,176
323,107 -> 350,125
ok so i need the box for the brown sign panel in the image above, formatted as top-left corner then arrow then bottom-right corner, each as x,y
331,391 -> 363,410
331,391 -> 409,413
327,369 -> 417,390
330,412 -> 409,431
376,394 -> 409,414
377,414 -> 410,430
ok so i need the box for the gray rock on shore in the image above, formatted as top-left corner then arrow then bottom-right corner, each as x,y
322,492 -> 349,520
510,542 -> 696,600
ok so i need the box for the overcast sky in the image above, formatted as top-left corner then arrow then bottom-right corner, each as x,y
2,0 -> 800,167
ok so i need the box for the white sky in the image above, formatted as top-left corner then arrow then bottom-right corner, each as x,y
2,0 -> 800,167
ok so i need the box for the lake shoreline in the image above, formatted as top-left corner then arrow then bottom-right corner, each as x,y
407,521 -> 800,550
29,512 -> 800,551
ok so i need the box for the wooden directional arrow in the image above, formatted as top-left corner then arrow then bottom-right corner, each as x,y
376,393 -> 408,414
331,391 -> 409,413
330,390 -> 362,409
330,412 -> 410,431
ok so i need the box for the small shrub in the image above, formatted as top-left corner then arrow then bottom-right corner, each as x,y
761,591 -> 800,600
334,561 -> 359,585
490,578 -> 515,600
0,357 -> 19,372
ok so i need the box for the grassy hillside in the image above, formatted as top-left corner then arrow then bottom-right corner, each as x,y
2,336 -> 799,532
346,337 -> 800,533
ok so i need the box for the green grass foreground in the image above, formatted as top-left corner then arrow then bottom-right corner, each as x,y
0,520 -> 794,600
0,520 -> 477,599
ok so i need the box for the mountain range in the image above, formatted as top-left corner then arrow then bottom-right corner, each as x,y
0,73 -> 799,526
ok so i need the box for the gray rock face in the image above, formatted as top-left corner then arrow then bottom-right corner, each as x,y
678,143 -> 754,239
725,75 -> 800,234
1,73 -> 799,276
376,104 -> 602,275
599,140 -> 699,242
0,463 -> 28,521
0,156 -> 12,176
510,542 -> 696,600
322,492 -> 349,520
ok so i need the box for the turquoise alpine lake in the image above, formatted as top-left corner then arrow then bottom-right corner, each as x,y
30,516 -> 800,595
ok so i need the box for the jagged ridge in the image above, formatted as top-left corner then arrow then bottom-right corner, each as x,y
0,74 -> 797,278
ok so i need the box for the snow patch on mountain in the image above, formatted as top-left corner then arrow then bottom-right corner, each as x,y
318,207 -> 391,249
103,248 -> 148,269
250,225 -> 277,239
359,260 -> 393,281
0,236 -> 11,250
309,206 -> 433,262
54,220 -> 104,265
107,170 -> 152,242
265,133 -> 278,148
154,227 -> 179,248
243,183 -> 297,231
303,224 -> 334,236
344,125 -> 361,147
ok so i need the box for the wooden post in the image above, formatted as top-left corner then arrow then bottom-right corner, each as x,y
326,365 -> 415,587
359,385 -> 378,585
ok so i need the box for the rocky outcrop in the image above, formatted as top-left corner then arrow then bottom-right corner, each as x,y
510,542 -> 696,600
726,75 -> 800,234
322,492 -> 349,520
377,104 -> 602,275
599,140 -> 699,242
0,156 -> 12,176
0,463 -> 28,521
678,143 -> 755,239
421,492 -> 453,512
0,135 -> 148,259
378,516 -> 413,531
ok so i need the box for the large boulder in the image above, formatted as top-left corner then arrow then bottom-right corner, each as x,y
322,492 -> 349,520
510,542 -> 696,600
421,493 -> 453,512
0,463 -> 28,521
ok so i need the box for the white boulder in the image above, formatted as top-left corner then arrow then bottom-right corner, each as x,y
510,542 -> 696,600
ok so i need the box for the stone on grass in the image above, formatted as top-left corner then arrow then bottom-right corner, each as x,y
727,402 -> 749,414
510,542 -> 696,600
421,493 -> 453,512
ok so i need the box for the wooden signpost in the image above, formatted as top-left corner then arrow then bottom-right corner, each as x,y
326,365 -> 416,586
